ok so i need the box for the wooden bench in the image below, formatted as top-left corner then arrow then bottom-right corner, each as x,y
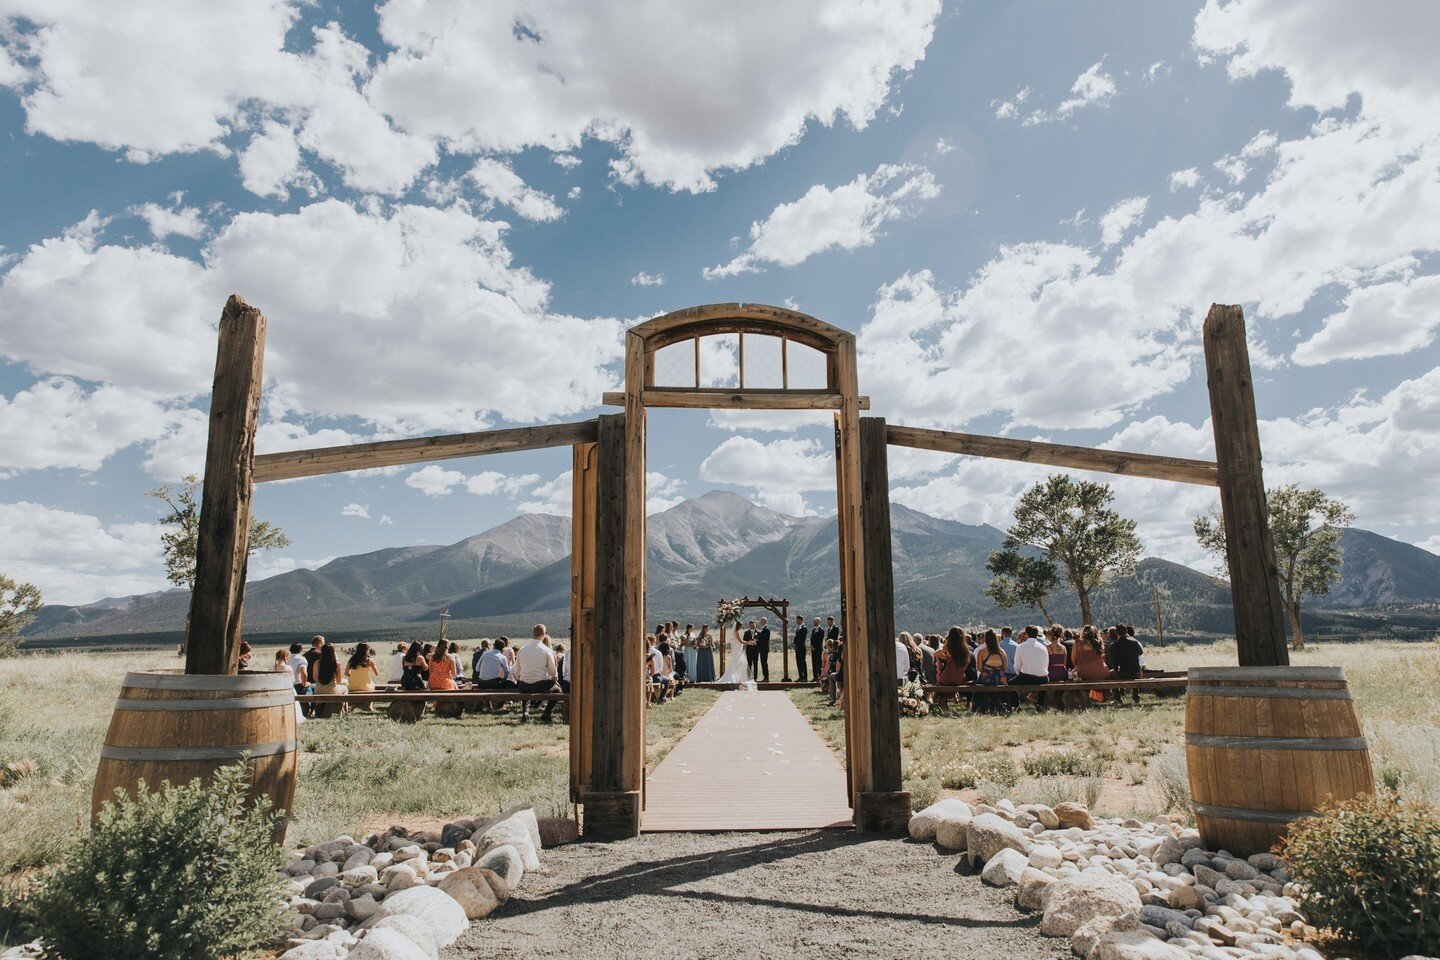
922,675 -> 1187,710
296,690 -> 569,723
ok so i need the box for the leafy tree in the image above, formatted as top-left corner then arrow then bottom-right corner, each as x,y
0,574 -> 43,656
984,548 -> 1060,623
1194,483 -> 1354,650
1000,474 -> 1142,627
145,474 -> 292,589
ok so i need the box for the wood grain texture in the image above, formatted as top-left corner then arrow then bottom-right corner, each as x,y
569,441 -> 597,802
1203,304 -> 1289,667
885,424 -> 1219,486
253,420 -> 598,482
1184,667 -> 1373,856
858,418 -> 906,806
187,295 -> 266,675
601,388 -> 869,410
629,302 -> 851,353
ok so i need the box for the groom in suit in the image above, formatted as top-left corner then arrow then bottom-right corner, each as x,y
742,620 -> 758,679
792,614 -> 809,682
755,617 -> 772,682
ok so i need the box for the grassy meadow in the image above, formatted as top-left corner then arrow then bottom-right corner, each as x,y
790,639 -> 1440,820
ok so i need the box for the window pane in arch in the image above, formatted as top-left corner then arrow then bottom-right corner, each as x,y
742,334 -> 783,389
786,341 -> 827,388
652,340 -> 695,387
698,334 -> 739,387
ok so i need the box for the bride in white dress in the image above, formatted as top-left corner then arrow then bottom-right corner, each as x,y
715,629 -> 754,686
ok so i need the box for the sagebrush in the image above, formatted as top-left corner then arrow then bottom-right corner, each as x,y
32,762 -> 288,960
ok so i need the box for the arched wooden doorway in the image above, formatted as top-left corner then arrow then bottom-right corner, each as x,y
570,304 -> 909,837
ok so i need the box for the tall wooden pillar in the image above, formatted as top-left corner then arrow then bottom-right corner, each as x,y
853,417 -> 910,832
584,410 -> 645,837
1203,304 -> 1289,667
186,295 -> 267,675
568,441 -> 598,802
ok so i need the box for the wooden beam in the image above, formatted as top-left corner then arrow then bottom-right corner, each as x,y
856,416 -> 908,832
187,295 -> 266,675
1203,304 -> 1289,667
569,440 -> 597,802
601,388 -> 871,410
885,424 -> 1219,486
253,420 -> 598,482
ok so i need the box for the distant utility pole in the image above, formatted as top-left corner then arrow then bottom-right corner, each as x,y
439,609 -> 451,641
1152,586 -> 1165,647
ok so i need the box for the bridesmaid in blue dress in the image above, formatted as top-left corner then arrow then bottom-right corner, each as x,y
692,625 -> 717,683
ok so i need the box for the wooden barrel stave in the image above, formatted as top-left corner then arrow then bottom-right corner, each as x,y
1185,666 -> 1373,856
92,670 -> 298,837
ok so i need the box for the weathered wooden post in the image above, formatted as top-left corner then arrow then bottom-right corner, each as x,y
852,416 -> 910,832
187,295 -> 267,675
1187,303 -> 1373,855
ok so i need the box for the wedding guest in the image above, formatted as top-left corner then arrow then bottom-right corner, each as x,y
400,641 -> 429,691
895,632 -> 911,686
238,640 -> 252,671
1109,624 -> 1144,704
811,617 -> 825,681
998,627 -> 1018,681
504,644 -> 518,681
272,648 -> 290,673
917,635 -> 938,684
828,637 -> 844,705
693,625 -> 717,683
933,627 -> 970,708
646,634 -> 668,702
421,642 -> 435,664
672,629 -> 689,684
313,643 -> 347,717
554,643 -> 570,694
1046,626 -> 1069,682
792,614 -> 809,683
515,625 -> 561,721
474,638 -> 516,690
1072,625 -> 1110,684
973,629 -> 1010,715
429,639 -> 458,690
303,635 -> 325,681
388,642 -> 408,684
656,639 -> 680,700
1012,625 -> 1051,707
346,643 -> 380,692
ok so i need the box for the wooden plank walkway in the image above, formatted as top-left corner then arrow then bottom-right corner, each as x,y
643,690 -> 853,832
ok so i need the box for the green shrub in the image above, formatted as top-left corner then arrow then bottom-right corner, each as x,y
1023,750 -> 1106,778
1283,792 -> 1440,959
32,762 -> 288,960
939,754 -> 1020,790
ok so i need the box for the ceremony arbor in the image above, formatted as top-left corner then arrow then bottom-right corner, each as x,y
161,298 -> 1333,843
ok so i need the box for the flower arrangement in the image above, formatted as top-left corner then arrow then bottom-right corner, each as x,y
715,598 -> 744,629
898,678 -> 930,717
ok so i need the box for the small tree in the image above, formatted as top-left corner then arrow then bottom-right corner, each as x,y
145,474 -> 291,590
1001,474 -> 1142,627
1194,483 -> 1353,650
0,574 -> 43,657
984,548 -> 1059,623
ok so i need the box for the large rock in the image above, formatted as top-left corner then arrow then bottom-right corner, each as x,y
1095,929 -> 1189,960
1016,867 -> 1055,910
476,817 -> 540,871
348,929 -> 431,960
437,866 -> 506,919
538,817 -> 579,847
1151,835 -> 1183,867
934,815 -> 972,852
908,798 -> 973,841
1071,914 -> 1140,960
967,813 -> 1033,868
368,916 -> 438,960
1053,802 -> 1094,830
278,944 -> 347,960
1041,873 -> 1143,938
370,886 -> 469,948
982,848 -> 1029,887
476,844 -> 524,891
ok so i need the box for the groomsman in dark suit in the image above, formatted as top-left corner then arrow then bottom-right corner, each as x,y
825,616 -> 841,646
742,620 -> 758,679
792,614 -> 809,682
755,617 -> 772,682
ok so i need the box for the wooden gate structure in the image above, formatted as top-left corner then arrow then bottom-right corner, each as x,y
182,298 -> 1294,839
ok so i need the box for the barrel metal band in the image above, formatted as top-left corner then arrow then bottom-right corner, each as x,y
1187,684 -> 1352,700
122,672 -> 293,692
100,739 -> 297,762
1188,666 -> 1346,682
1194,802 -> 1313,825
114,693 -> 295,712
1186,733 -> 1369,751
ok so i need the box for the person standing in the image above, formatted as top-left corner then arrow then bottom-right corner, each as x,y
792,615 -> 809,683
812,617 -> 827,682
515,624 -> 561,722
742,620 -> 759,680
754,617 -> 772,682
692,625 -> 717,683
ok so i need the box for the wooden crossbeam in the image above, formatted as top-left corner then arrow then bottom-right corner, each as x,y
601,388 -> 870,410
885,424 -> 1219,486
252,419 -> 599,482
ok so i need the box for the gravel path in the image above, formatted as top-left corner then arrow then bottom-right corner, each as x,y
445,831 -> 1068,960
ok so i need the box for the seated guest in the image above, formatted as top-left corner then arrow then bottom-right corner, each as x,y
1109,624 -> 1144,703
400,641 -> 429,691
1046,626 -> 1069,682
303,635 -> 325,683
238,640 -> 252,671
895,632 -> 911,687
388,642 -> 408,684
471,639 -> 492,682
515,625 -> 561,722
273,648 -> 290,673
829,638 -> 844,705
474,638 -> 516,690
287,642 -> 311,715
1012,625 -> 1052,706
554,643 -> 570,694
998,627 -> 1019,682
972,629 -> 1010,715
933,626 -> 970,707
429,639 -> 459,691
918,634 -> 938,684
657,639 -> 680,699
646,635 -> 668,702
1071,625 -> 1110,683
346,643 -> 380,692
312,643 -> 347,716
421,642 -> 435,664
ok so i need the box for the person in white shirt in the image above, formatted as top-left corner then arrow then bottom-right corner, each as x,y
515,624 -> 560,722
1012,625 -> 1053,707
387,642 -> 408,684
895,635 -> 909,685
286,643 -> 309,690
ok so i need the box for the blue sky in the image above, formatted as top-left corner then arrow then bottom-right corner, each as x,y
1,0 -> 1437,604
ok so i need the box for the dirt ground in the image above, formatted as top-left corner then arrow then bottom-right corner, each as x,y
446,830 -> 1069,960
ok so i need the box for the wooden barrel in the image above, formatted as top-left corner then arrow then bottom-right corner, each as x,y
1186,665 -> 1374,856
92,670 -> 298,837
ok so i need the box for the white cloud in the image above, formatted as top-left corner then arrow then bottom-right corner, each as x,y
238,120 -> 310,200
0,378 -> 173,471
246,553 -> 336,582
705,162 -> 939,278
699,435 -> 833,516
1293,273 -> 1440,365
997,61 -> 1117,126
130,200 -> 207,240
646,472 -> 687,514
1416,534 -> 1440,556
1168,168 -> 1201,191
405,465 -> 467,496
630,271 -> 665,287
340,502 -> 370,518
1098,196 -> 1148,246
552,153 -> 581,169
464,471 -> 540,497
0,501 -> 166,604
516,469 -> 573,515
378,515 -> 394,526
468,158 -> 563,222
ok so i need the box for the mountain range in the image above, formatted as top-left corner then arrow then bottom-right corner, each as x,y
24,491 -> 1440,646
